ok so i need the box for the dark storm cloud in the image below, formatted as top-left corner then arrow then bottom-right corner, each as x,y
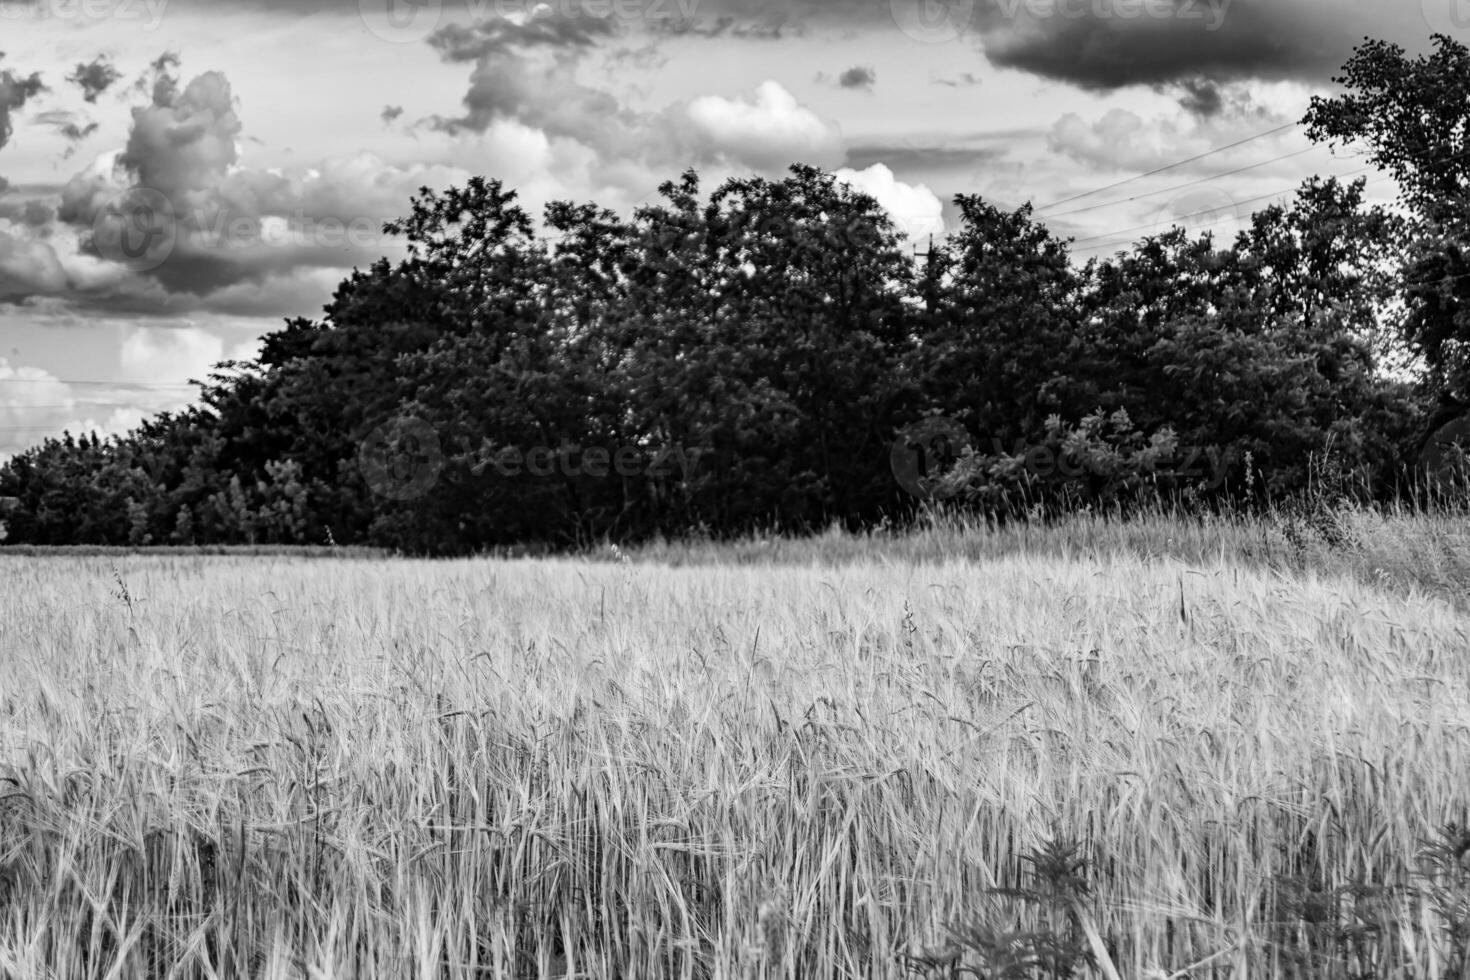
66,57 -> 123,104
971,0 -> 1429,90
838,65 -> 876,89
1173,77 -> 1224,116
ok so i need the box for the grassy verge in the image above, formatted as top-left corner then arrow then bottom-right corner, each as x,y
618,504 -> 1470,612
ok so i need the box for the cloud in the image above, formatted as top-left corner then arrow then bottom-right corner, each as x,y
380,104 -> 403,126
646,13 -> 797,40
118,325 -> 225,384
1174,77 -> 1224,117
934,72 -> 983,87
46,70 -> 469,307
131,52 -> 182,106
0,357 -> 76,458
33,110 -> 100,145
424,15 -> 659,161
0,229 -> 68,300
540,0 -> 1445,91
426,16 -> 843,175
0,197 -> 55,228
687,81 -> 844,169
0,57 -> 45,153
1045,106 -> 1287,172
973,0 -> 1433,91
845,142 -> 1006,173
1164,77 -> 1272,120
66,57 -> 123,104
838,65 -> 876,89
227,335 -> 264,363
834,162 -> 945,240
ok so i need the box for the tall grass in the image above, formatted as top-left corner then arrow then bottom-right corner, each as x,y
2,534 -> 1469,977
622,503 -> 1470,612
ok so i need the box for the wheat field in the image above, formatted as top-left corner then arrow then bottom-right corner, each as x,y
2,540 -> 1469,978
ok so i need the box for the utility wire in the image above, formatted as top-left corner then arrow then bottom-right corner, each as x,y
1043,146 -> 1320,222
0,378 -> 201,388
1032,121 -> 1301,212
1065,166 -> 1381,255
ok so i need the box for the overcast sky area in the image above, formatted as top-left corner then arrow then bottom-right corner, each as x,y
0,0 -> 1465,458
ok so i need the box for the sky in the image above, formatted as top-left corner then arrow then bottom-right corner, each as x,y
0,0 -> 1466,459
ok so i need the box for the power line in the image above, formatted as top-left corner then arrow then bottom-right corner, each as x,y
1042,145 -> 1320,222
0,378 -> 201,388
1065,166 -> 1381,255
0,398 -> 196,413
1064,137 -> 1470,258
1032,121 -> 1301,213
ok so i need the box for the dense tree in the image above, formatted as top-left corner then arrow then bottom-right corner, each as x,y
1304,35 -> 1470,428
0,143 -> 1445,550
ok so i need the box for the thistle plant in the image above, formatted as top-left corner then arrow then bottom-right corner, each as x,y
903,833 -> 1118,980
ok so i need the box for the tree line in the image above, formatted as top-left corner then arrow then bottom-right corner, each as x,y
2,35 -> 1467,554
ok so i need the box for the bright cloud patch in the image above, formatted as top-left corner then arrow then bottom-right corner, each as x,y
686,81 -> 843,171
834,163 -> 944,241
118,325 -> 226,385
0,358 -> 76,459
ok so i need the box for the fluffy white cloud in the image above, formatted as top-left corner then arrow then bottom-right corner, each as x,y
834,163 -> 944,241
118,325 -> 226,385
0,357 -> 77,459
686,81 -> 843,170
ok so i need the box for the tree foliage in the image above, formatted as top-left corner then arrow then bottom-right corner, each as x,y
0,110 -> 1449,550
